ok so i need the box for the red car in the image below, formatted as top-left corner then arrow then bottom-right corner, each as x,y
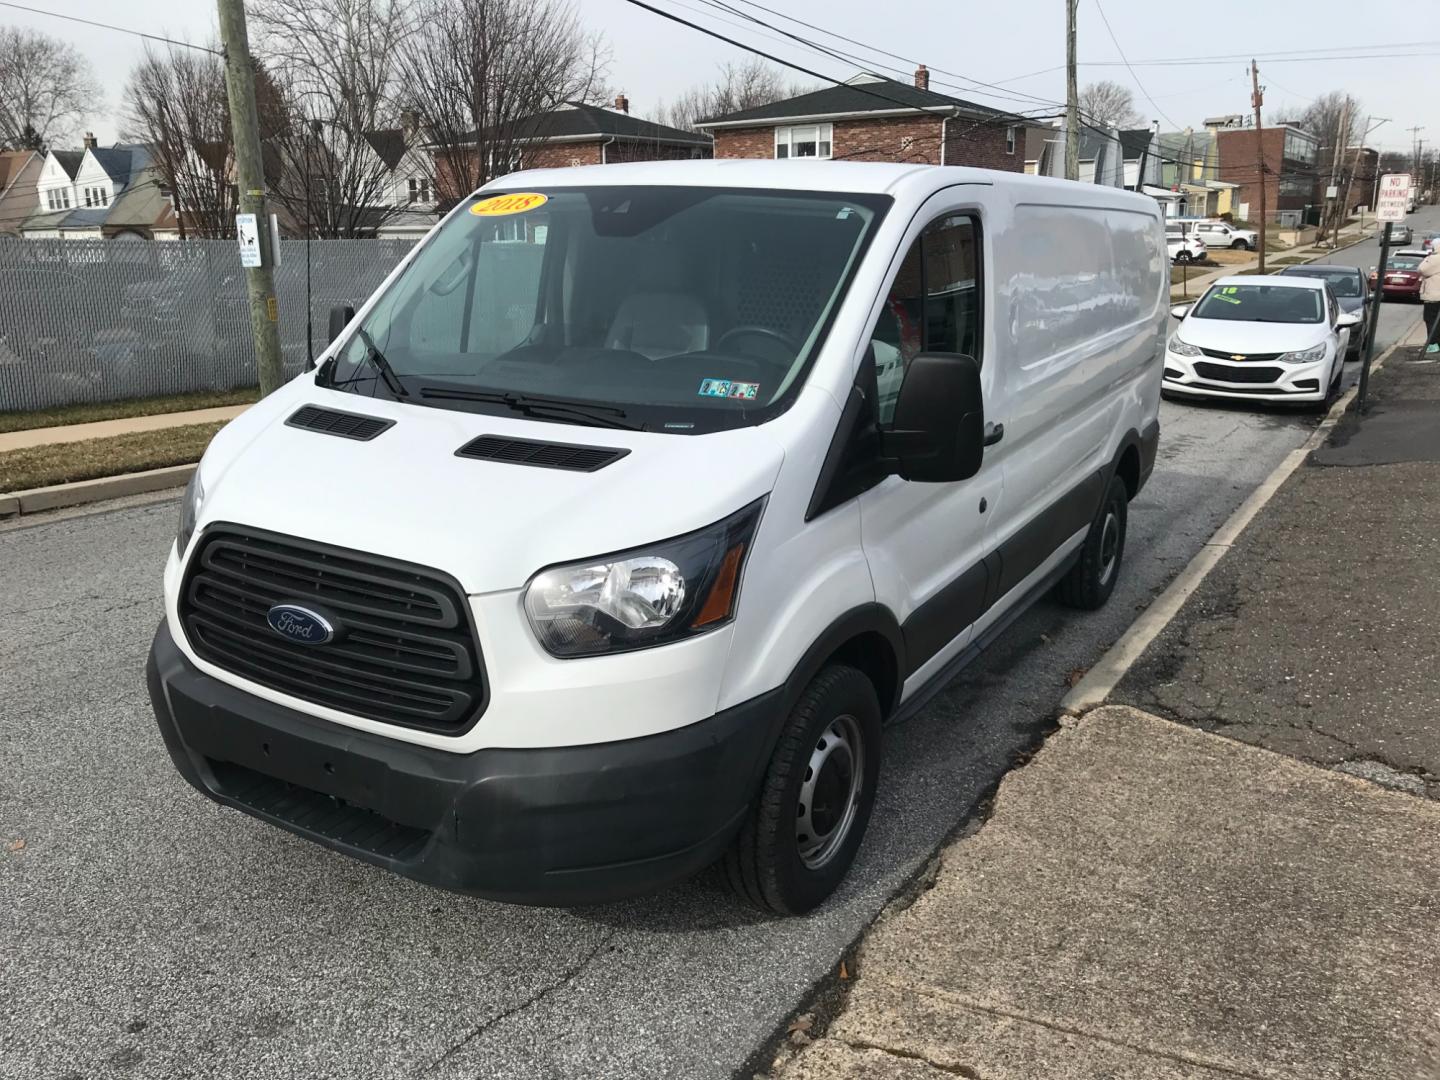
1369,250 -> 1428,300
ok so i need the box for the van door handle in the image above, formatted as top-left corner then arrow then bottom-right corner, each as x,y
983,422 -> 1005,446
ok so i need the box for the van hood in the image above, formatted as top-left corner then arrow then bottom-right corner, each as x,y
1176,317 -> 1328,356
197,388 -> 787,594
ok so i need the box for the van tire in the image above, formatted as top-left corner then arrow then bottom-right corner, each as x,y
1057,474 -> 1128,611
722,665 -> 881,915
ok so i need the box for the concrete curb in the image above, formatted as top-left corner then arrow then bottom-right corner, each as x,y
0,463 -> 194,520
1060,315 -> 1424,715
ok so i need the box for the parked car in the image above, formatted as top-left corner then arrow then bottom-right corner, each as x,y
1387,223 -> 1413,246
1164,275 -> 1359,406
146,161 -> 1167,914
1369,250 -> 1428,301
1186,219 -> 1258,250
1277,264 -> 1371,359
1168,233 -> 1208,263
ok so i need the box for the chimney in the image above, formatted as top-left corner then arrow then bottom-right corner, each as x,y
614,93 -> 630,115
83,132 -> 97,149
913,65 -> 929,92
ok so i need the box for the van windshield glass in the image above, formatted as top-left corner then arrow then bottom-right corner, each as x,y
1191,283 -> 1324,323
322,186 -> 887,432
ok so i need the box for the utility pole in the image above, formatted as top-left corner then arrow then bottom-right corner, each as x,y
1322,101 -> 1347,246
1251,60 -> 1267,274
217,0 -> 284,396
1408,126 -> 1425,174
1065,0 -> 1079,182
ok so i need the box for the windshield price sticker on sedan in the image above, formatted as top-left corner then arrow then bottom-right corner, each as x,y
471,192 -> 548,216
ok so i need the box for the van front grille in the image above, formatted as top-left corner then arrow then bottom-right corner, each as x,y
180,527 -> 486,733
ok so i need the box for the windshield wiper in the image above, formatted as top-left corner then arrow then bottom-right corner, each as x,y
351,327 -> 410,400
419,387 -> 642,430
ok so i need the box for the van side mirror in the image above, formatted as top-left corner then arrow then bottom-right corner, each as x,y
1170,304 -> 1192,319
328,304 -> 355,344
884,353 -> 985,483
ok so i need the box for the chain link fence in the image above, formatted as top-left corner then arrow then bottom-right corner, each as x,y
0,237 -> 415,413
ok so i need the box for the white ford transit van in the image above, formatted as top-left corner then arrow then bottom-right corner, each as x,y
147,161 -> 1165,914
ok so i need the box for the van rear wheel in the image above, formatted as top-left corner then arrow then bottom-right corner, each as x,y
722,665 -> 881,915
1057,474 -> 1129,611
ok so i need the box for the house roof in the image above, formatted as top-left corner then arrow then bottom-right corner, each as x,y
1078,131 -> 1110,162
52,150 -> 84,178
364,129 -> 408,170
22,206 -> 110,231
1118,129 -> 1152,162
105,162 -> 172,231
507,102 -> 710,146
696,74 -> 1016,128
0,150 -> 37,190
89,146 -> 138,182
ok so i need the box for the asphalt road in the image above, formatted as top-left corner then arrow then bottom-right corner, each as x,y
0,237 -> 1429,1080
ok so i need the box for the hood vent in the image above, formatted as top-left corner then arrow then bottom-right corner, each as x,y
286,405 -> 395,441
456,434 -> 629,472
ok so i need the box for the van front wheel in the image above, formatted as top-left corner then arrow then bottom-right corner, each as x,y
722,665 -> 881,915
1057,474 -> 1129,610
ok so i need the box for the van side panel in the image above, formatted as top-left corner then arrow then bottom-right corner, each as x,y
984,196 -> 1164,587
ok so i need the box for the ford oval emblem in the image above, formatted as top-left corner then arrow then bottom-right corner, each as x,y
266,604 -> 335,646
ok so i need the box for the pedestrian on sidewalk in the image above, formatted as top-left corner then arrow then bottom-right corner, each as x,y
1421,247 -> 1440,354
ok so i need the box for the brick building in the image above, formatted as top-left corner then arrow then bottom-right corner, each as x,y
435,98 -> 712,201
1216,124 -> 1319,223
695,68 -> 1028,172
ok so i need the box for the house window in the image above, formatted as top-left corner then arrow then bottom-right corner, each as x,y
775,123 -> 833,160
1006,126 -> 1017,155
407,176 -> 432,204
99,188 -> 108,206
63,189 -> 71,208
488,147 -> 522,178
84,188 -> 92,207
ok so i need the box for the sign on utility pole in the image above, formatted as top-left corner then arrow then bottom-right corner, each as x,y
217,0 -> 284,397
1359,173 -> 1411,407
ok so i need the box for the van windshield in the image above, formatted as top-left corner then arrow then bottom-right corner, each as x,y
322,186 -> 888,433
1191,283 -> 1324,323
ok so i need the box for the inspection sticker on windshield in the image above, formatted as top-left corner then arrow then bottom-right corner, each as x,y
699,378 -> 760,400
470,192 -> 548,216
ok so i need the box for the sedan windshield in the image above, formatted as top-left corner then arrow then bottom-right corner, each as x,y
1283,268 -> 1361,296
1191,283 -> 1323,323
323,186 -> 887,432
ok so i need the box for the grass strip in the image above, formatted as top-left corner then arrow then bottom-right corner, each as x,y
0,421 -> 225,493
0,387 -> 257,435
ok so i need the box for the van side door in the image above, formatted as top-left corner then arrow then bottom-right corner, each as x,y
857,204 -> 1006,686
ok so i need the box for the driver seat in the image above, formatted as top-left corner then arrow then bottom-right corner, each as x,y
605,293 -> 709,360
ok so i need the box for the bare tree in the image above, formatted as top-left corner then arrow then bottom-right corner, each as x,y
123,46 -> 242,239
656,59 -> 805,132
1299,91 -> 1362,154
398,0 -> 609,207
0,26 -> 100,151
1078,80 -> 1143,129
250,0 -> 413,236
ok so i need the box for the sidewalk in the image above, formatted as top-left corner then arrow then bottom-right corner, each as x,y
1170,219 -> 1379,301
770,351 -> 1440,1080
0,404 -> 248,454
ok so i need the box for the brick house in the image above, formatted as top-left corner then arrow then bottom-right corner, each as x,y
694,68 -> 1027,171
435,98 -> 711,202
1216,125 -> 1319,224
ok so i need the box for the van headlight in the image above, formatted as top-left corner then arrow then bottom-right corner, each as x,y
1167,336 -> 1202,358
176,471 -> 205,555
1279,343 -> 1327,364
524,499 -> 765,658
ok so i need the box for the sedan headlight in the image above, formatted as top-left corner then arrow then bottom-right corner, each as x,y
176,471 -> 205,555
1167,335 -> 1202,358
524,499 -> 765,658
1279,343 -> 1327,365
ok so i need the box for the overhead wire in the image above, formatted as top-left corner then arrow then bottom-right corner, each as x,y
0,1 -> 220,56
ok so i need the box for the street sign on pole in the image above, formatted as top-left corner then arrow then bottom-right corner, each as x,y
1375,173 -> 1412,222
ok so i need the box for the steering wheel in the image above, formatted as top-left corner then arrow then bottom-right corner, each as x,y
715,325 -> 798,364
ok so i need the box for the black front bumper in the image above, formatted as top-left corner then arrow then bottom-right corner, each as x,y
147,622 -> 785,905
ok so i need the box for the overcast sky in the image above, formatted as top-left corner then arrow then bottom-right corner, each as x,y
11,0 -> 1436,160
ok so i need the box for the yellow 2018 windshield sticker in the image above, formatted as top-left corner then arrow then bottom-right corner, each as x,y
470,192 -> 548,216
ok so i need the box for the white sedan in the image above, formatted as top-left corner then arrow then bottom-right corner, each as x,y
1162,275 -> 1362,407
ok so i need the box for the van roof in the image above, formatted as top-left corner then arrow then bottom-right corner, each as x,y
478,159 -> 1164,214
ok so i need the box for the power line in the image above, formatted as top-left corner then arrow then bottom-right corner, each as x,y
1090,0 -> 1180,129
0,1 -> 221,56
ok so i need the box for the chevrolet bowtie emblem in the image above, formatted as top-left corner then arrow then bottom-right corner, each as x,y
1230,354 -> 1247,361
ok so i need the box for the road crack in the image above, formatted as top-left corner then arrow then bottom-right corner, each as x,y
415,928 -> 617,1076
